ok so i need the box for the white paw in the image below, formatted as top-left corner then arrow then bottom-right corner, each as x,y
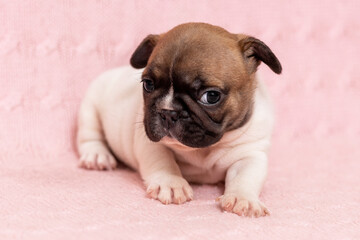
79,152 -> 117,171
146,175 -> 193,204
217,195 -> 270,217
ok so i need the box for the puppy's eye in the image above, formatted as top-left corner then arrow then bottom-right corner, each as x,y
142,79 -> 155,92
199,91 -> 221,105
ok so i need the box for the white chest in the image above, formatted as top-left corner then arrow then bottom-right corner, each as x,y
166,144 -> 230,184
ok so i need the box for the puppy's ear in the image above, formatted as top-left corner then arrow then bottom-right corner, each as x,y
130,34 -> 160,69
238,35 -> 282,74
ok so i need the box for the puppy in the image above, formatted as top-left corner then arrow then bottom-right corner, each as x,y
77,23 -> 282,217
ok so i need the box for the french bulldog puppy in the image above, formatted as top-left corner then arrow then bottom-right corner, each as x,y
77,23 -> 282,217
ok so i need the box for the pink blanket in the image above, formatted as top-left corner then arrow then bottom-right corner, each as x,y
1,0 -> 359,239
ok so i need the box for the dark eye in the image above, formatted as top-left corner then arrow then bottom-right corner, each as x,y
142,79 -> 154,92
199,91 -> 221,105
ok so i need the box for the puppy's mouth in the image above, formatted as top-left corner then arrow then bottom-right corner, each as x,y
161,121 -> 183,141
158,125 -> 176,139
164,128 -> 176,139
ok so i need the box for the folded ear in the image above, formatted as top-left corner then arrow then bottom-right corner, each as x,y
238,35 -> 282,74
130,34 -> 160,69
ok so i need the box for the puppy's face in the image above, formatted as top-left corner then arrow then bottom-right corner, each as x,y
130,23 -> 282,148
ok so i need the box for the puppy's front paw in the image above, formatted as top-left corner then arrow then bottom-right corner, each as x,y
217,195 -> 270,217
146,175 -> 193,205
79,152 -> 117,171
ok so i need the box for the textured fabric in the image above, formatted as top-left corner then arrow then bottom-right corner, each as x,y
1,0 -> 359,239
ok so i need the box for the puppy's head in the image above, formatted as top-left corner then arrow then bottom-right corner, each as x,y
130,23 -> 282,148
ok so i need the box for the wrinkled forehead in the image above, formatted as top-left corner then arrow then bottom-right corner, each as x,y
144,35 -> 245,89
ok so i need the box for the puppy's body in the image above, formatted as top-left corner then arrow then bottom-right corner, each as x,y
80,66 -> 272,181
77,23 -> 281,217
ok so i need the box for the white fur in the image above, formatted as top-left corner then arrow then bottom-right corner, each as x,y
161,85 -> 174,110
77,65 -> 274,217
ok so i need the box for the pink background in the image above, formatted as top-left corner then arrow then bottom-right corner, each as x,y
1,0 -> 359,239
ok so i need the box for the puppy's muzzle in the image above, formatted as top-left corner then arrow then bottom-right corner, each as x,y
159,109 -> 189,130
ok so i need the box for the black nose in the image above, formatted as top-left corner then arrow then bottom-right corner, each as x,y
159,110 -> 179,129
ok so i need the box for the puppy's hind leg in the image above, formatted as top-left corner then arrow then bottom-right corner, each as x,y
76,99 -> 117,170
